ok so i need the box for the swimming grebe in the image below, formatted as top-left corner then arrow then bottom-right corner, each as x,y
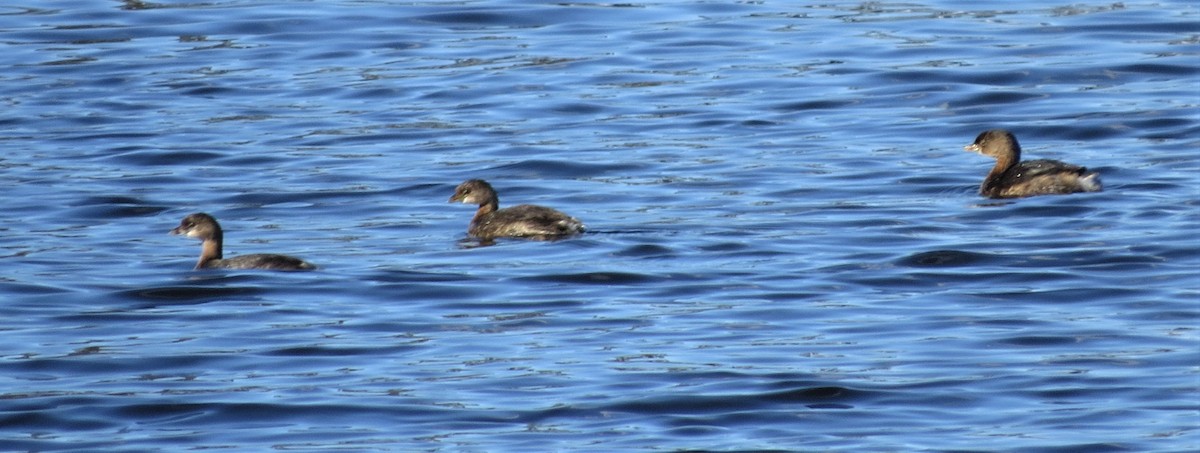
448,179 -> 585,240
964,129 -> 1102,198
170,213 -> 316,271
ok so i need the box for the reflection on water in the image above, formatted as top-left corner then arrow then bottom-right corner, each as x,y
0,0 -> 1197,451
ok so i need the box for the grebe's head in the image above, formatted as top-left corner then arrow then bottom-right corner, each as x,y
170,212 -> 221,240
448,179 -> 497,205
964,129 -> 1020,159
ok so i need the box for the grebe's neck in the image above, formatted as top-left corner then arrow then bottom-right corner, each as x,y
473,200 -> 498,224
197,236 -> 223,269
981,151 -> 1018,196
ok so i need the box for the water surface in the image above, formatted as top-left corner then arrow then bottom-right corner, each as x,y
1,1 -> 1197,451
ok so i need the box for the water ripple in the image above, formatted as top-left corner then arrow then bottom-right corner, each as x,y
0,0 -> 1195,451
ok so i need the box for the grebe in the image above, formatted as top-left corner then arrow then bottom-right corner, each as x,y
170,213 -> 316,271
964,129 -> 1101,198
448,179 -> 585,240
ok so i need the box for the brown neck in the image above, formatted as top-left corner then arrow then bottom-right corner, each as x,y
472,200 -> 498,224
197,238 -> 223,269
982,153 -> 1016,194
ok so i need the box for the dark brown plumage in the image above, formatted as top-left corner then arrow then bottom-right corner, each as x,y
448,179 -> 585,240
964,129 -> 1102,198
170,213 -> 316,271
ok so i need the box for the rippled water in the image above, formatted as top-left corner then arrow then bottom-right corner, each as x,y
1,1 -> 1197,451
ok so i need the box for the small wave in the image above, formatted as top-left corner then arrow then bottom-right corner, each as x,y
516,271 -> 666,285
896,249 -> 1000,267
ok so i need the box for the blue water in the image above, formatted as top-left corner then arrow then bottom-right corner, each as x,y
1,1 -> 1197,451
